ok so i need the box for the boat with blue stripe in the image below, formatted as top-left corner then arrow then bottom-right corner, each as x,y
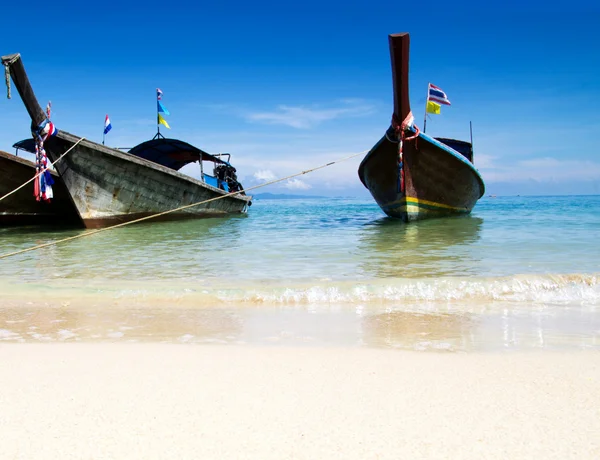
358,33 -> 485,222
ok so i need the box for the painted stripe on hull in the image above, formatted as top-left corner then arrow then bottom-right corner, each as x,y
381,197 -> 471,221
382,197 -> 470,213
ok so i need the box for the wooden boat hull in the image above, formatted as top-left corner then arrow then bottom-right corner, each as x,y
359,33 -> 484,222
359,129 -> 484,222
44,131 -> 251,229
2,53 -> 251,229
0,150 -> 80,226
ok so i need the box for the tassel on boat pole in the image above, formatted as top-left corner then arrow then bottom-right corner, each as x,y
3,54 -> 20,99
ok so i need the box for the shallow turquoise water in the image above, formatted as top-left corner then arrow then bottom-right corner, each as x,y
0,195 -> 598,350
1,195 -> 599,283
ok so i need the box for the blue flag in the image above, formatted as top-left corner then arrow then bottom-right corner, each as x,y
157,101 -> 170,115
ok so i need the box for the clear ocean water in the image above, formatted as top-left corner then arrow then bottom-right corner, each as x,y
1,195 -> 599,350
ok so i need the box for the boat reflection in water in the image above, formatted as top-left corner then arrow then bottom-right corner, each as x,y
357,215 -> 483,278
355,215 -> 599,352
354,215 -> 483,352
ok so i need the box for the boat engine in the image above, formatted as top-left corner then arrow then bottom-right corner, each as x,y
214,164 -> 244,194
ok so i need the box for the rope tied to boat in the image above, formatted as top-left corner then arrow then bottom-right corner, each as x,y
0,137 -> 85,204
0,148 -> 368,261
3,54 -> 19,99
392,111 -> 420,193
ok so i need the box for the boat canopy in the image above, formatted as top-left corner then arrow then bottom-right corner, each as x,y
14,137 -> 230,171
434,138 -> 473,163
128,138 -> 229,171
13,138 -> 36,154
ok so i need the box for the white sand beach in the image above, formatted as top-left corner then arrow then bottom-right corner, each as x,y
1,344 -> 598,459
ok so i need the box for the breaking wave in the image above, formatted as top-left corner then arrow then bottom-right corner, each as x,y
216,273 -> 600,306
2,273 -> 599,309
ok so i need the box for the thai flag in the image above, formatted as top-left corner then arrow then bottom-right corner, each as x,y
104,115 -> 112,135
157,88 -> 163,100
428,83 -> 451,105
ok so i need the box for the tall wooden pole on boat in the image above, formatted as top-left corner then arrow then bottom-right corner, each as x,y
156,92 -> 160,139
389,33 -> 411,128
423,83 -> 429,134
1,54 -> 46,129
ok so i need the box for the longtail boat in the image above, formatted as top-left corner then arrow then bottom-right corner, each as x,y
2,53 -> 251,229
358,33 -> 485,222
0,147 -> 79,226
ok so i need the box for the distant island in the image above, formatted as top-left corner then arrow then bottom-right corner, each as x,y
252,193 -> 327,200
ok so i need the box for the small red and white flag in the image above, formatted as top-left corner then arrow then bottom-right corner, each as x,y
104,115 -> 112,135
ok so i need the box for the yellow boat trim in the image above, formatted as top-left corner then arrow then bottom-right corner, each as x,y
383,197 -> 469,212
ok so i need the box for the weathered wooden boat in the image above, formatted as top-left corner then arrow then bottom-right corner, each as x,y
0,147 -> 79,226
358,33 -> 485,222
2,53 -> 251,229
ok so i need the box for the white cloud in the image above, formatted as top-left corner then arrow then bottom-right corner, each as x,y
244,100 -> 375,129
253,169 -> 277,182
284,178 -> 312,190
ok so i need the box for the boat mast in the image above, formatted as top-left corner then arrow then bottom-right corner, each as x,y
155,103 -> 161,140
154,88 -> 164,140
156,104 -> 161,139
423,83 -> 429,133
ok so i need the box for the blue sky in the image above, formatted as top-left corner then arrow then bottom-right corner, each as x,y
1,2 -> 599,196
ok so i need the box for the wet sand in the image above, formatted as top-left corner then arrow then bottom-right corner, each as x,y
1,302 -> 598,351
1,344 -> 599,459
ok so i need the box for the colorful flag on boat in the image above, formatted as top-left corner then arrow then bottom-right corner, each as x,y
104,115 -> 112,135
157,88 -> 163,100
157,101 -> 170,115
428,83 -> 451,105
426,101 -> 441,114
158,113 -> 170,129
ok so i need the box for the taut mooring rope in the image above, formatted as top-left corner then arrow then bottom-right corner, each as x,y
0,137 -> 85,203
0,149 -> 368,260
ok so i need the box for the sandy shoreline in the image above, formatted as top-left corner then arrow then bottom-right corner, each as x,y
1,344 -> 598,459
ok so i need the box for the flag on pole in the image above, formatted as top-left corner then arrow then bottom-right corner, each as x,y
426,101 -> 441,115
158,113 -> 170,129
157,88 -> 163,100
104,115 -> 112,134
428,83 -> 451,105
157,101 -> 170,115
